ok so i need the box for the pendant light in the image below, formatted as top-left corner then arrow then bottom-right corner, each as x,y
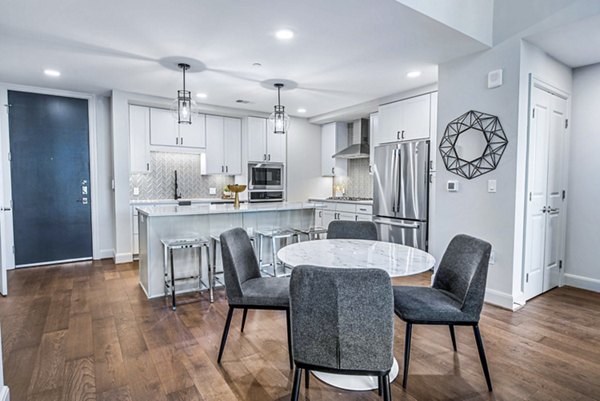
268,83 -> 290,134
171,63 -> 196,124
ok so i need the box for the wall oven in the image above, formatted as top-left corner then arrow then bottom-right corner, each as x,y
248,162 -> 285,202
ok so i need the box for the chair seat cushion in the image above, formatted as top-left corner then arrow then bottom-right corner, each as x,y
393,286 -> 476,324
231,277 -> 290,308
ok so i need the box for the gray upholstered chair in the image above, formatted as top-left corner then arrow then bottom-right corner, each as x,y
327,220 -> 378,240
217,227 -> 293,369
393,234 -> 493,391
289,265 -> 394,401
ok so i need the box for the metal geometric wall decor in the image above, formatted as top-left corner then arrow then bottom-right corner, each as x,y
439,110 -> 508,180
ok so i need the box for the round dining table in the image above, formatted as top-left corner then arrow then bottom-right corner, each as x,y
277,238 -> 435,392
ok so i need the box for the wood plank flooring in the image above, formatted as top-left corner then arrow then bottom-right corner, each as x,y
1,259 -> 600,401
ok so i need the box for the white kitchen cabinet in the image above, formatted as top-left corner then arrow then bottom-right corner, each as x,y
315,209 -> 323,227
178,113 -> 206,148
369,112 -> 379,174
247,116 -> 286,163
150,108 -> 178,147
337,212 -> 356,221
150,108 -> 206,151
203,115 -> 242,175
321,122 -> 348,177
223,117 -> 242,175
321,210 -> 336,228
355,214 -> 373,222
377,93 -> 431,145
129,105 -> 151,173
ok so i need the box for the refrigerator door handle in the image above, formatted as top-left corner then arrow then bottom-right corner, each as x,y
373,218 -> 420,229
391,148 -> 399,214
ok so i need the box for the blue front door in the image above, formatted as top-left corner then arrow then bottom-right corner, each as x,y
8,91 -> 92,266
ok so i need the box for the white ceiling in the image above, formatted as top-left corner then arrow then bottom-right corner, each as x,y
0,0 -> 488,117
526,14 -> 600,68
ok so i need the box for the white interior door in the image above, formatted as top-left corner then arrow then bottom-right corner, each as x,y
0,91 -> 11,295
524,83 -> 567,300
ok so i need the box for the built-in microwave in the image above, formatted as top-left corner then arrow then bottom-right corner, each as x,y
248,162 -> 284,191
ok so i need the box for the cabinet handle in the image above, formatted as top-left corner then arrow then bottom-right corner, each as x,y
176,137 -> 179,145
226,165 -> 228,173
268,154 -> 271,161
331,167 -> 335,175
181,137 -> 184,145
402,130 -> 405,139
221,165 -> 224,173
146,163 -> 150,171
319,211 -> 322,217
397,131 -> 400,140
264,153 -> 267,161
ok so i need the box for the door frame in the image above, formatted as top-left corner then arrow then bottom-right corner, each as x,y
522,75 -> 570,297
0,82 -> 101,270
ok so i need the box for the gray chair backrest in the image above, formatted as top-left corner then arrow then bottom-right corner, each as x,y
433,234 -> 492,320
290,265 -> 394,372
327,220 -> 378,241
220,227 -> 261,302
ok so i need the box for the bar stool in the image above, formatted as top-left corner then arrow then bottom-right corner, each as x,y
256,228 -> 298,277
162,237 -> 210,310
209,232 -> 257,303
294,226 -> 328,241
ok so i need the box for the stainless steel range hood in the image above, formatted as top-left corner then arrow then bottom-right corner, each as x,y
332,118 -> 370,159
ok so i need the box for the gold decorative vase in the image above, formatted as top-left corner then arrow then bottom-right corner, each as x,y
227,185 -> 247,209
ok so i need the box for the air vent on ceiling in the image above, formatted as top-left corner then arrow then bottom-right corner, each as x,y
236,99 -> 251,104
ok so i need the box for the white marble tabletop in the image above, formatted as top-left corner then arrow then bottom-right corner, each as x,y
277,239 -> 435,277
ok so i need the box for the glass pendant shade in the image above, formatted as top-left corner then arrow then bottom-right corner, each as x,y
268,83 -> 290,134
171,63 -> 195,124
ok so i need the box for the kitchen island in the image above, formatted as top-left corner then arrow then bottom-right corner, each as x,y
136,202 -> 319,298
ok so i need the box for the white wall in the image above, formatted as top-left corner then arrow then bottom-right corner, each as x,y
95,96 -> 115,259
286,117 -> 331,201
433,37 -> 522,309
564,62 -> 600,292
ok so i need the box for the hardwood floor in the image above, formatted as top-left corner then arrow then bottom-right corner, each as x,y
1,260 -> 600,401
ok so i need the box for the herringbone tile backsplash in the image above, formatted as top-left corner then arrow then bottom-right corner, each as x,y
130,152 -> 234,200
333,158 -> 373,198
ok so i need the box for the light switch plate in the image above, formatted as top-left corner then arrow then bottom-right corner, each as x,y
133,187 -> 140,196
487,180 -> 497,193
447,180 -> 459,192
488,69 -> 503,88
209,187 -> 217,195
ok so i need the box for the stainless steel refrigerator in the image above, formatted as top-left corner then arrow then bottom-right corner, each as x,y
373,140 -> 430,250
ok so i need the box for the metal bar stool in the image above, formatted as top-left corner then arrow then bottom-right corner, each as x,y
209,233 -> 257,303
256,228 -> 298,277
294,226 -> 328,241
161,237 -> 210,310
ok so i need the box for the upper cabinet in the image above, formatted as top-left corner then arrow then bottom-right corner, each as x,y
247,116 -> 286,163
129,105 -> 151,173
149,108 -> 206,152
321,122 -> 348,177
376,93 -> 431,145
203,115 -> 242,175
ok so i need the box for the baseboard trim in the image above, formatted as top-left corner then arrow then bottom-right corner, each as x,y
114,252 -> 133,264
563,274 -> 600,293
1,385 -> 10,401
484,289 -> 517,310
98,249 -> 114,260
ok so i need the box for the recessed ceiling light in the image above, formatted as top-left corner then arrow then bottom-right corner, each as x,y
44,69 -> 61,77
297,108 -> 307,113
196,93 -> 207,99
407,71 -> 422,78
275,29 -> 294,40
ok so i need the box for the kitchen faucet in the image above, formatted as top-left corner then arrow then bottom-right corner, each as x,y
174,170 -> 182,200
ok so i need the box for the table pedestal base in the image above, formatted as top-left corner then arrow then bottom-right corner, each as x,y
312,358 -> 399,391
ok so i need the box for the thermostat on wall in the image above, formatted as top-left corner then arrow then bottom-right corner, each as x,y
447,180 -> 459,192
488,69 -> 503,88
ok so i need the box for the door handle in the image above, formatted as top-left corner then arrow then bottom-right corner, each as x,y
0,207 -> 11,211
548,207 -> 559,214
373,219 -> 419,229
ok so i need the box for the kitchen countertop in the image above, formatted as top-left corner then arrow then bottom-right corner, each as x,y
136,201 -> 321,217
309,198 -> 373,205
130,198 -> 235,205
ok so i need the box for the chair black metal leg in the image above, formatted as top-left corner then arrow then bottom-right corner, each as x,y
403,323 -> 412,388
305,369 -> 310,389
291,367 -> 302,401
217,307 -> 234,364
286,309 -> 293,369
378,376 -> 383,396
383,373 -> 391,401
449,324 -> 457,352
473,325 -> 493,392
170,248 -> 176,310
241,308 -> 248,333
